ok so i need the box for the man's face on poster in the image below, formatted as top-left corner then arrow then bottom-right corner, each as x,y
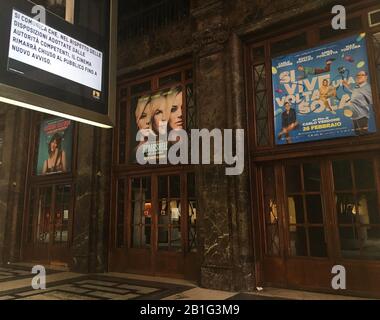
168,91 -> 183,130
356,71 -> 368,85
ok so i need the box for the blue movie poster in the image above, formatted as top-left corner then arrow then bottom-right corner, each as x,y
272,33 -> 377,145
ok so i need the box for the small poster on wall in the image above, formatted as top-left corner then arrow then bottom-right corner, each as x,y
272,33 -> 377,145
36,117 -> 73,175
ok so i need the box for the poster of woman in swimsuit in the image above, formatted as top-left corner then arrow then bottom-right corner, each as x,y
36,117 -> 73,175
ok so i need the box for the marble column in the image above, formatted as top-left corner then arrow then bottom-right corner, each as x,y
192,0 -> 255,291
0,104 -> 31,264
72,124 -> 112,273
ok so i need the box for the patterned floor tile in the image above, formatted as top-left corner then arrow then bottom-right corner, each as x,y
118,284 -> 159,294
0,265 -> 194,300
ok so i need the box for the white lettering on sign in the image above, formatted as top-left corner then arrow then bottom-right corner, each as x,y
8,9 -> 103,91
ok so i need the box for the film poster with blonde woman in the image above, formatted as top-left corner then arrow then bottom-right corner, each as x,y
130,86 -> 184,163
36,117 -> 73,175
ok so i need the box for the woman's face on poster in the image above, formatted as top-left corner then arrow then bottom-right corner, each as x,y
135,98 -> 153,131
168,91 -> 183,130
50,139 -> 58,152
137,105 -> 152,130
152,96 -> 168,135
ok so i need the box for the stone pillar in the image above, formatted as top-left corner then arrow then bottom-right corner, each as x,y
192,0 -> 255,291
0,104 -> 31,264
72,124 -> 111,273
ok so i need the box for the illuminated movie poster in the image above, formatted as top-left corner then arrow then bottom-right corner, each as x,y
130,86 -> 184,163
272,33 -> 377,145
36,118 -> 73,175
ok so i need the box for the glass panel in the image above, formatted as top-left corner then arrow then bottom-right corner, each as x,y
169,175 -> 180,198
28,188 -> 37,243
170,200 -> 181,226
158,176 -> 168,199
119,102 -> 127,164
361,227 -> 380,260
333,160 -> 353,191
171,228 -> 182,251
339,227 -> 360,258
336,193 -> 356,225
188,200 -> 197,252
263,166 -> 279,256
186,84 -> 196,131
340,226 -> 380,260
290,226 -> 307,256
158,228 -> 169,250
288,195 -> 304,224
255,92 -> 267,119
131,81 -> 151,96
353,159 -> 375,190
130,176 -> 152,249
303,163 -> 321,192
131,178 -> 140,201
36,187 -> 52,244
131,201 -> 143,226
251,46 -> 265,62
53,185 -> 71,244
266,224 -> 280,256
131,226 -> 141,248
158,198 -> 169,225
306,195 -> 323,224
254,65 -> 266,92
285,165 -> 302,193
309,227 -> 327,257
159,72 -> 182,88
357,192 -> 380,225
253,63 -> 269,147
265,195 -> 278,224
142,177 -> 151,200
271,32 -> 307,57
256,119 -> 269,146
188,173 -> 195,198
117,179 -> 125,247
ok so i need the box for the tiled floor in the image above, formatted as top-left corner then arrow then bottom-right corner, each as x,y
0,264 -> 372,300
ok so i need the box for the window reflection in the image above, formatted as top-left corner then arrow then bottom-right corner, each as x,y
263,166 -> 280,256
53,185 -> 71,244
286,162 -> 326,257
333,158 -> 380,260
131,177 -> 152,248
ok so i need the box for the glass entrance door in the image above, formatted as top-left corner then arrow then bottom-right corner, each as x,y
259,154 -> 380,297
23,184 -> 73,265
110,172 -> 199,280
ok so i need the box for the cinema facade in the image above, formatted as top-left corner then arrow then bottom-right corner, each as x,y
1,0 -> 380,298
